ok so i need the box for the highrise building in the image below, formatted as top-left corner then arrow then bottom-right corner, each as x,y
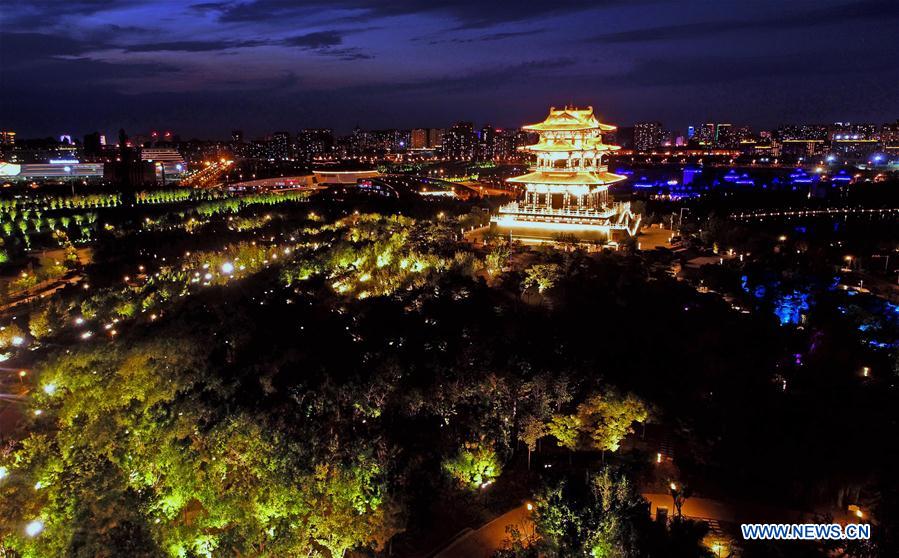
410,128 -> 428,149
881,120 -> 899,151
297,128 -> 334,160
698,123 -> 716,146
491,129 -> 516,160
0,131 -> 15,145
270,131 -> 292,160
492,106 -> 640,243
83,132 -> 104,159
715,123 -> 733,147
478,125 -> 497,160
777,124 -> 828,156
633,121 -> 662,152
231,130 -> 244,143
428,128 -> 444,148
443,122 -> 476,160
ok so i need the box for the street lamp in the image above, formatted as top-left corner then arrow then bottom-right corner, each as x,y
25,520 -> 44,537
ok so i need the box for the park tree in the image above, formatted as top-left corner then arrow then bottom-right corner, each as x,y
519,415 -> 548,470
443,443 -> 501,489
486,242 -> 511,276
522,263 -> 562,294
0,327 -> 405,558
28,308 -> 53,340
548,414 -> 581,463
576,392 -> 650,460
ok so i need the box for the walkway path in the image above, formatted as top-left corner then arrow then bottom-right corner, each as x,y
434,504 -> 534,558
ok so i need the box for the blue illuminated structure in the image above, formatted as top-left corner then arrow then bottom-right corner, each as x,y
722,169 -> 739,183
830,169 -> 852,183
734,172 -> 755,186
633,176 -> 656,189
788,168 -> 818,185
682,165 -> 702,185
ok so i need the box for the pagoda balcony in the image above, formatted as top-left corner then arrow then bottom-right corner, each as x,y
530,164 -> 609,173
497,202 -> 618,222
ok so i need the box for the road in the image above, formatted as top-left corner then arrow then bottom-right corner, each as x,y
637,225 -> 674,250
434,504 -> 535,558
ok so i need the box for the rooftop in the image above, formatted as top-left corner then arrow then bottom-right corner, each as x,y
522,106 -> 617,132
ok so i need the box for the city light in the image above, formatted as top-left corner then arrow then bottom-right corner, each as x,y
0,24 -> 896,554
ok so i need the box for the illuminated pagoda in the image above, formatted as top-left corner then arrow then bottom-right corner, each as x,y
492,106 -> 640,243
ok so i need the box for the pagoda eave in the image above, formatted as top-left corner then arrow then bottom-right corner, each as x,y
522,122 -> 617,132
506,171 -> 627,186
523,143 -> 620,153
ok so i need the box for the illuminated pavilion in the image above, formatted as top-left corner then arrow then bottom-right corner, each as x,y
492,106 -> 640,243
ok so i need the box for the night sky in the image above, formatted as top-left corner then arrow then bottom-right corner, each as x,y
1,0 -> 897,139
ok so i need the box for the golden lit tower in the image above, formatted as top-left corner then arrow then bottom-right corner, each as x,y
492,106 -> 640,243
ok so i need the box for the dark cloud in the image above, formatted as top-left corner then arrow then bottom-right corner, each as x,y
118,29 -> 372,57
6,56 -> 179,89
2,0 -> 897,138
390,58 -> 578,93
189,2 -> 231,12
278,31 -> 373,59
210,0 -> 614,29
592,0 -> 899,43
0,32 -> 180,93
2,0 -> 147,26
281,31 -> 343,49
619,47 -> 899,87
322,48 -> 373,61
115,30 -> 372,59
0,32 -> 102,60
419,29 -> 542,45
122,39 -> 268,52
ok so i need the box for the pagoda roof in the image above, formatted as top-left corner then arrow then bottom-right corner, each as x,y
523,139 -> 621,153
522,106 -> 617,132
507,170 -> 626,186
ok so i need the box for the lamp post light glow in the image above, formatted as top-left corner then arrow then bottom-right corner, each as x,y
0,466 -> 8,480
43,383 -> 57,395
221,262 -> 234,274
25,519 -> 44,537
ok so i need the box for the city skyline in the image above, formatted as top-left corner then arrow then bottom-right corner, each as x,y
2,0 -> 898,138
